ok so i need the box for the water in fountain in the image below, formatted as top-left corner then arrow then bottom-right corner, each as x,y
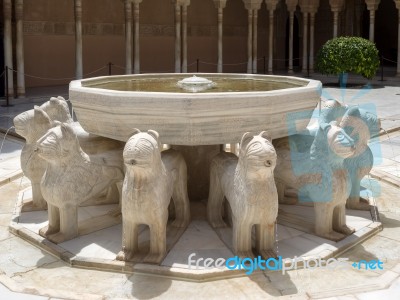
0,126 -> 15,160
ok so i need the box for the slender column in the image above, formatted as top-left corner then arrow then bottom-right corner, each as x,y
301,12 -> 308,74
247,9 -> 253,73
333,11 -> 338,37
288,11 -> 295,73
286,0 -> 298,74
133,1 -> 141,74
309,12 -> 315,73
124,0 -> 133,74
365,0 -> 380,42
329,0 -> 344,38
217,7 -> 223,72
16,0 -> 25,97
369,9 -> 375,42
74,0 -> 83,79
3,0 -> 14,97
265,0 -> 279,73
268,10 -> 274,73
174,3 -> 181,73
214,0 -> 227,73
252,10 -> 258,73
182,4 -> 188,72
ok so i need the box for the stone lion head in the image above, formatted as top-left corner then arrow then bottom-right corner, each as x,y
311,122 -> 355,161
14,106 -> 53,144
123,129 -> 161,169
239,131 -> 277,173
35,123 -> 80,162
41,96 -> 73,123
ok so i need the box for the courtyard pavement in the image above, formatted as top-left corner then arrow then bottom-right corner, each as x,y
0,73 -> 400,299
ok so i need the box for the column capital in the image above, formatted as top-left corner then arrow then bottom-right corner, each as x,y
4,0 -> 12,19
265,0 -> 280,11
242,0 -> 263,10
394,0 -> 400,10
365,0 -> 380,11
172,0 -> 190,6
299,0 -> 319,13
213,0 -> 228,9
329,0 -> 344,12
15,0 -> 24,20
74,0 -> 82,18
285,0 -> 298,12
124,0 -> 143,3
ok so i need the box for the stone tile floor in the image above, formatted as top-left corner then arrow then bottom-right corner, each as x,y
1,128 -> 400,299
1,82 -> 400,298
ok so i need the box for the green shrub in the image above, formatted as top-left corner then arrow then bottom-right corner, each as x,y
316,36 -> 380,80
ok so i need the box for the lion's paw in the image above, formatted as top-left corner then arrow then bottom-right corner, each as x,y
171,218 -> 190,228
208,218 -> 227,228
116,249 -> 135,261
259,249 -> 277,259
236,251 -> 255,259
39,225 -> 59,237
335,225 -> 355,235
316,230 -> 345,242
143,252 -> 164,264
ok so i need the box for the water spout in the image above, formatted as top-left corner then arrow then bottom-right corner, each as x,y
177,75 -> 216,93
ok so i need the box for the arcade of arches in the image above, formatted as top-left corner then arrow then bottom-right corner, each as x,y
1,0 -> 399,97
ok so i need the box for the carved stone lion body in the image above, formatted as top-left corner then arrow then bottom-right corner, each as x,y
311,100 -> 380,210
117,130 -> 190,264
13,97 -> 124,210
36,123 -> 124,243
207,132 -> 278,258
274,118 -> 357,241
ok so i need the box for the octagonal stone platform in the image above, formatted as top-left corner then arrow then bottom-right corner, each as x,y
9,185 -> 382,282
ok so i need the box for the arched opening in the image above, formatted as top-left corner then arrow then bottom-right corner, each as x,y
375,0 -> 397,67
285,14 -> 300,70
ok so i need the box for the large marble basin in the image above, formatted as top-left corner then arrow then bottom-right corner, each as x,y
69,73 -> 322,145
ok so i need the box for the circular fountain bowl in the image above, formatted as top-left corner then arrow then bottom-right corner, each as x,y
69,73 -> 322,145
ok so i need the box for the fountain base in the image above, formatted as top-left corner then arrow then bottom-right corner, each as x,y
10,185 -> 382,281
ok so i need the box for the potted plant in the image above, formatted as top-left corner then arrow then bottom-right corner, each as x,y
315,36 -> 380,87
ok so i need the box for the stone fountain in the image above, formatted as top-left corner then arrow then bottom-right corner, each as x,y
10,73 -> 382,280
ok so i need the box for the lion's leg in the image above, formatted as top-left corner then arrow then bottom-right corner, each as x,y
117,219 -> 138,261
39,204 -> 60,237
233,219 -> 254,259
108,181 -> 123,217
314,203 -> 344,241
105,183 -> 119,204
333,204 -> 355,235
255,223 -> 277,259
346,179 -> 370,210
31,183 -> 47,210
207,165 -> 226,228
171,163 -> 190,228
144,221 -> 166,264
49,205 -> 79,244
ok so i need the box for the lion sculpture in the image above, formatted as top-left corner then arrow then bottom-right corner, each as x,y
274,100 -> 380,211
207,132 -> 278,259
13,97 -> 124,210
36,123 -> 124,243
116,129 -> 190,264
274,108 -> 359,241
